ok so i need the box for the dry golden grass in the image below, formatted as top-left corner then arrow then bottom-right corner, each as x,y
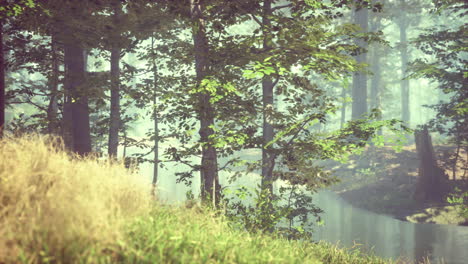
0,134 -> 152,263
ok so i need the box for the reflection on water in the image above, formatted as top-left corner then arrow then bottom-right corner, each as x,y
312,191 -> 468,264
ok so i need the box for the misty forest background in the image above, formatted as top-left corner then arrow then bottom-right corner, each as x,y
0,0 -> 466,236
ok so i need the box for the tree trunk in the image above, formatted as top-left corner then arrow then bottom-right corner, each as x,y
370,15 -> 382,135
370,17 -> 381,111
62,88 -> 74,149
47,34 -> 60,135
190,0 -> 220,207
64,43 -> 91,156
399,5 -> 410,125
340,87 -> 347,129
261,0 -> 275,194
351,6 -> 368,120
108,46 -> 120,157
413,126 -> 447,202
0,20 -> 4,138
108,4 -> 121,158
151,37 -> 159,196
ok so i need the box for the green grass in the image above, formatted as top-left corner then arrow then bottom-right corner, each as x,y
116,205 -> 401,264
0,135 -> 420,263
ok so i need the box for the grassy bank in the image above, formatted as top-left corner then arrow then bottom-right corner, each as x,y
0,135 -> 408,263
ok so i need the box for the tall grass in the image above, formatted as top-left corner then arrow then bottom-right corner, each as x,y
0,135 -> 421,263
0,134 -> 151,263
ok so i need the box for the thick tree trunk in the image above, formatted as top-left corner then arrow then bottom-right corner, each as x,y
413,126 -> 447,202
261,0 -> 275,194
64,43 -> 91,156
399,8 -> 410,125
108,45 -> 120,157
62,91 -> 74,149
190,0 -> 220,207
47,34 -> 60,135
0,20 -> 4,138
351,6 -> 368,120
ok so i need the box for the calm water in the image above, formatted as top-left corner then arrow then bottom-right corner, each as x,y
311,190 -> 468,264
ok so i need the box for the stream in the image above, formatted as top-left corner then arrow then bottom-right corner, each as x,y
311,190 -> 468,264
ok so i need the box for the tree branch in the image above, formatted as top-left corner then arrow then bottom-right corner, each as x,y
233,0 -> 263,27
272,3 -> 293,12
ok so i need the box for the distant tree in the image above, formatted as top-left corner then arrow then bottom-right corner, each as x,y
389,0 -> 428,126
409,0 -> 467,179
351,2 -> 369,120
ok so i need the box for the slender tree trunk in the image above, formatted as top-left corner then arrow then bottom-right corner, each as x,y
399,7 -> 410,125
370,16 -> 381,110
64,43 -> 91,156
370,15 -> 382,135
370,48 -> 381,110
190,0 -> 220,207
340,87 -> 347,129
47,34 -> 60,135
151,37 -> 159,196
0,20 -> 5,138
108,4 -> 121,158
351,5 -> 368,120
370,47 -> 382,136
108,46 -> 120,157
452,127 -> 461,180
122,130 -> 127,158
261,0 -> 275,193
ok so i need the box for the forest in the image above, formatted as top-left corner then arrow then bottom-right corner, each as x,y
0,0 -> 466,263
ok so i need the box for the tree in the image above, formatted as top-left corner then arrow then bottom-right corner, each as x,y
351,2 -> 369,119
413,126 -> 447,202
189,0 -> 222,206
0,0 -> 38,138
410,0 -> 467,180
107,1 -> 122,158
260,0 -> 276,200
397,0 -> 410,125
63,39 -> 91,155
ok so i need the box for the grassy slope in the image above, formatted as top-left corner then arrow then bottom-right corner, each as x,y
0,135 -> 404,263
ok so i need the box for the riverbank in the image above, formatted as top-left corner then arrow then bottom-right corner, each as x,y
322,144 -> 468,226
1,135 -> 412,264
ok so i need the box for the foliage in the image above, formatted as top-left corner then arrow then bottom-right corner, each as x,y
409,0 -> 467,177
447,187 -> 468,220
0,0 -> 37,19
222,183 -> 322,240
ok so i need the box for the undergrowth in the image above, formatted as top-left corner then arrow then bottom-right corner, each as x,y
0,135 -> 423,263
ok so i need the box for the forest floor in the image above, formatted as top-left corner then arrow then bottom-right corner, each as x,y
321,144 -> 468,226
